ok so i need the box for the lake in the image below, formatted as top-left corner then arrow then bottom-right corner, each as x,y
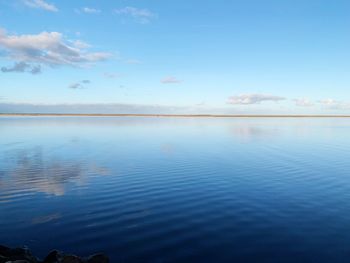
1,117 -> 350,262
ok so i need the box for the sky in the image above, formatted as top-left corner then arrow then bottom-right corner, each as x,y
0,0 -> 350,114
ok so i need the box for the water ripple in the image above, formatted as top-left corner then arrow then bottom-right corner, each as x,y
1,117 -> 350,262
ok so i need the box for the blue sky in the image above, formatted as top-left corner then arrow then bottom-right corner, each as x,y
0,0 -> 350,114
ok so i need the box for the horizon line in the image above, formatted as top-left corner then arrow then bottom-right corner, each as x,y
1,113 -> 350,118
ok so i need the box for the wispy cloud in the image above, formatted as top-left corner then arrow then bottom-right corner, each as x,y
22,0 -> 58,12
104,72 -> 120,79
161,76 -> 182,84
76,7 -> 101,14
0,102 -> 231,115
196,102 -> 206,107
69,80 -> 91,89
71,40 -> 91,49
318,99 -> 350,110
0,27 -> 111,73
1,61 -> 41,74
69,83 -> 83,89
125,59 -> 142,64
228,94 -> 286,105
294,98 -> 314,107
114,7 -> 156,24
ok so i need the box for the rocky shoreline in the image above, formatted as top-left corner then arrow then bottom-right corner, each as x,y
0,245 -> 109,263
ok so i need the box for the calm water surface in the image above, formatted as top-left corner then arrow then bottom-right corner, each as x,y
1,117 -> 350,262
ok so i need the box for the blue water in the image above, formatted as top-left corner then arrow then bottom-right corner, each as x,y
1,117 -> 350,262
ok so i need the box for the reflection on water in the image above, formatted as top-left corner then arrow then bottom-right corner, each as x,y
230,124 -> 280,142
160,143 -> 176,155
31,213 -> 62,225
0,147 -> 110,197
1,117 -> 350,262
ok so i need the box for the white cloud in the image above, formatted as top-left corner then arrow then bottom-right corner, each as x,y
76,7 -> 101,14
161,76 -> 182,84
23,0 -> 58,12
318,99 -> 339,106
125,59 -> 142,64
69,80 -> 91,89
0,102 -> 187,114
318,99 -> 350,110
196,102 -> 206,106
294,98 -> 314,107
72,40 -> 91,49
1,61 -> 41,74
0,27 -> 111,72
82,7 -> 101,14
69,83 -> 83,89
104,72 -> 120,79
114,7 -> 156,24
228,94 -> 286,105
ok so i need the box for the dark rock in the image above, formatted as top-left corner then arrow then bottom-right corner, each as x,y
0,245 -> 11,257
0,255 -> 9,263
0,246 -> 37,263
42,250 -> 61,263
1,245 -> 108,263
87,254 -> 109,263
10,247 -> 29,256
61,255 -> 83,263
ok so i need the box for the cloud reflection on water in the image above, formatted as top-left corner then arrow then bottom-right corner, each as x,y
0,147 -> 110,198
229,122 -> 280,142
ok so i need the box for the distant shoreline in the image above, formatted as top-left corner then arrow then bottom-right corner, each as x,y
1,113 -> 350,118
